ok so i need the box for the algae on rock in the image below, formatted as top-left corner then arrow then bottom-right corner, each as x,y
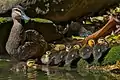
102,46 -> 120,65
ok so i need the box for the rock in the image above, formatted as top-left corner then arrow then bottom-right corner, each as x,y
0,0 -> 120,22
77,58 -> 89,69
24,20 -> 62,42
0,20 -> 12,55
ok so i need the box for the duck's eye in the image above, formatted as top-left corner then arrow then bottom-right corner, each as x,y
14,9 -> 22,14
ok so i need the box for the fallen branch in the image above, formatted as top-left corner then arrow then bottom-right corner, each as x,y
83,17 -> 117,43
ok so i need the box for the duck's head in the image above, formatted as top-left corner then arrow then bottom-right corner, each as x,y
41,51 -> 51,64
26,59 -> 36,68
12,5 -> 30,21
65,44 -> 72,52
88,39 -> 95,47
97,38 -> 107,45
73,44 -> 80,50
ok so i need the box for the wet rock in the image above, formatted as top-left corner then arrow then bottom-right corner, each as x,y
0,0 -> 120,22
77,58 -> 89,70
24,20 -> 62,42
0,21 -> 12,55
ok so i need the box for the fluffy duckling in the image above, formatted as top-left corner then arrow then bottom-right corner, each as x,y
79,39 -> 95,59
41,51 -> 51,65
26,59 -> 38,69
54,44 -> 71,65
64,44 -> 80,66
41,44 -> 65,65
92,38 -> 109,64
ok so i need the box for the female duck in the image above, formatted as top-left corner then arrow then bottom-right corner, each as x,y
6,5 -> 47,61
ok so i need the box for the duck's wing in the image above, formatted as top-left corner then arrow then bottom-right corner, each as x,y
17,30 -> 47,61
17,42 -> 40,61
25,29 -> 43,42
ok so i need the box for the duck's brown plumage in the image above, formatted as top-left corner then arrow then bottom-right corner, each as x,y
6,5 -> 47,61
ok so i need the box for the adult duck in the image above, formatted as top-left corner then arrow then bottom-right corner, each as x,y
6,5 -> 47,61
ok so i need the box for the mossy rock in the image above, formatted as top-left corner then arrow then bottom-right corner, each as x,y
0,17 -> 11,24
77,58 -> 89,69
102,46 -> 120,65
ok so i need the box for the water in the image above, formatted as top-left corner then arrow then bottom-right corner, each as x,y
0,60 -> 120,80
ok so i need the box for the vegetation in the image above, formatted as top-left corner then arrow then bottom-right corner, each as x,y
102,46 -> 120,65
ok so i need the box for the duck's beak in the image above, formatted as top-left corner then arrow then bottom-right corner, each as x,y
21,11 -> 30,20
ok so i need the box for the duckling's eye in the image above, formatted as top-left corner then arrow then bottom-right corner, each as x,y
61,56 -> 63,58
72,54 -> 74,57
87,49 -> 90,51
97,49 -> 101,52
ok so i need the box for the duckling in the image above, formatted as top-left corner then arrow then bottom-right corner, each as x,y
41,44 -> 63,65
79,39 -> 94,59
26,59 -> 38,69
64,44 -> 80,66
6,5 -> 47,61
47,44 -> 66,65
93,38 -> 109,61
54,44 -> 71,65
80,38 -> 109,65
41,51 -> 52,65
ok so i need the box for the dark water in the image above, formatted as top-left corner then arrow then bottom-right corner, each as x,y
0,59 -> 120,80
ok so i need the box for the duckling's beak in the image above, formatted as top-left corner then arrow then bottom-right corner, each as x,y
21,11 -> 30,20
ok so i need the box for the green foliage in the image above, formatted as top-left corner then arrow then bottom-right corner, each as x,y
0,17 -> 9,24
31,18 -> 53,23
105,34 -> 120,47
72,35 -> 85,40
102,46 -> 120,65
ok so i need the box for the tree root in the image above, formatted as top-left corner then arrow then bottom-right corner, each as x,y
82,17 -> 117,44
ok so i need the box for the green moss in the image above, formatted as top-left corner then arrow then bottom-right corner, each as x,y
72,35 -> 85,40
0,17 -> 9,23
31,18 -> 53,23
77,59 -> 89,69
102,46 -> 120,65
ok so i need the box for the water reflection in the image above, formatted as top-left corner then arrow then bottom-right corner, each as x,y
0,60 -> 120,80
